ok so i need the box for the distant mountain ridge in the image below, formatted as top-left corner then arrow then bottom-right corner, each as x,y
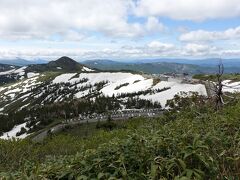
0,58 -> 47,66
82,59 -> 240,74
1,57 -> 240,74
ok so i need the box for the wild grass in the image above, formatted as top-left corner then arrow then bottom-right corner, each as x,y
1,96 -> 240,179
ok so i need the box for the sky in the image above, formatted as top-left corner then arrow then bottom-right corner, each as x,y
0,0 -> 240,61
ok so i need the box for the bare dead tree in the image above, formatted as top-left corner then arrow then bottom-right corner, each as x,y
214,62 -> 224,110
206,59 -> 238,111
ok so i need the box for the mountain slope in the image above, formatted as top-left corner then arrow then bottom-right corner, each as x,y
0,68 -> 207,139
0,64 -> 19,72
0,57 -> 95,86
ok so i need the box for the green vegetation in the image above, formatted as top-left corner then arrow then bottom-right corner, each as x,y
152,78 -> 161,86
193,73 -> 240,82
1,94 -> 240,178
114,83 -> 129,90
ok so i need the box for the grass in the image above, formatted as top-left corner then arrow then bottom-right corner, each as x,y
1,96 -> 240,178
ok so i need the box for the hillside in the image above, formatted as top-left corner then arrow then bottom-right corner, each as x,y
0,56 -> 209,140
0,64 -> 19,72
1,94 -> 240,179
0,70 -> 206,139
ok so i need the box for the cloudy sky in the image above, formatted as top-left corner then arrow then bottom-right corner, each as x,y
0,0 -> 240,60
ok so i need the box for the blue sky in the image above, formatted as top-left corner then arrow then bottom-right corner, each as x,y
0,0 -> 239,61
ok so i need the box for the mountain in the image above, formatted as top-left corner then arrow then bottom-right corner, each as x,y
82,59 -> 240,74
0,58 -> 32,66
27,56 -> 91,72
127,58 -> 240,67
0,57 -> 94,86
47,56 -> 84,71
82,60 -> 209,74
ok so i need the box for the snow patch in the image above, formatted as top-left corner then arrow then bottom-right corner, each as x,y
27,72 -> 39,78
52,73 -> 77,84
140,81 -> 207,107
0,122 -> 30,140
82,66 -> 94,72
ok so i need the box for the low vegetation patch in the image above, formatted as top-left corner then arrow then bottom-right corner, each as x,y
152,78 -> 161,86
114,83 -> 130,90
193,73 -> 240,82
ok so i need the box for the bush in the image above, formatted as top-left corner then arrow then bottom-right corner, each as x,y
1,95 -> 240,178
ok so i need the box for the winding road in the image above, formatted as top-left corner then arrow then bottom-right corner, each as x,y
32,110 -> 163,142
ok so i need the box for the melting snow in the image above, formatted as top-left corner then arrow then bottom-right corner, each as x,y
0,66 -> 26,77
52,73 -> 77,84
82,66 -> 94,72
0,122 -> 30,140
222,80 -> 240,93
27,72 -> 39,78
140,81 -> 207,107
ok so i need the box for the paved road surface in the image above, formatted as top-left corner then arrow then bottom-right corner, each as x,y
32,110 -> 163,142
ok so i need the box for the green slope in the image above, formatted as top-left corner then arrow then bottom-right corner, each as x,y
1,94 -> 240,179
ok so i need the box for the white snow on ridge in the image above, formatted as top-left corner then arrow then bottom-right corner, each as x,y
52,73 -> 77,84
101,78 -> 153,96
14,66 -> 26,76
140,81 -> 207,107
75,89 -> 90,98
0,122 -> 30,140
52,72 -> 207,107
0,66 -> 27,76
0,75 -> 41,105
27,72 -> 39,78
0,69 -> 16,75
0,72 -> 208,115
70,72 -> 144,85
82,66 -> 94,72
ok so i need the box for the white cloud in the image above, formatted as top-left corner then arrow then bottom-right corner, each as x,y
0,0 -> 167,40
182,43 -> 218,56
135,0 -> 240,21
145,17 -> 165,32
0,42 -> 225,60
0,0 -> 134,40
147,41 -> 174,50
180,26 -> 240,42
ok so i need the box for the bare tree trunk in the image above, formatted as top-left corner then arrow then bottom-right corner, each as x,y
215,62 -> 224,111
